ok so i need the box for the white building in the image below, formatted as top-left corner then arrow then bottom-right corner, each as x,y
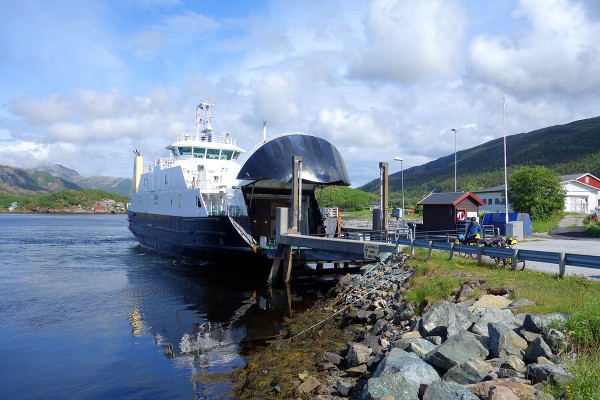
472,185 -> 513,213
560,173 -> 600,213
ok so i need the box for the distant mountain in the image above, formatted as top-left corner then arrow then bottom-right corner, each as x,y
37,163 -> 80,180
359,116 -> 600,205
0,165 -> 81,194
0,164 -> 131,196
70,175 -> 131,196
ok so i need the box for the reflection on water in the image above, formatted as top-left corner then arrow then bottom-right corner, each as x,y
123,246 -> 333,397
0,215 -> 335,400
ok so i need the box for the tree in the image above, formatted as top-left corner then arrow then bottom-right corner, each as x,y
508,166 -> 565,219
315,186 -> 375,211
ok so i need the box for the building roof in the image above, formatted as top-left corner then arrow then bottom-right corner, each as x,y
560,172 -> 600,184
473,185 -> 506,194
418,191 -> 485,206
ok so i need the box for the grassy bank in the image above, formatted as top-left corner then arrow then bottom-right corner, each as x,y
232,248 -> 600,399
584,216 -> 600,237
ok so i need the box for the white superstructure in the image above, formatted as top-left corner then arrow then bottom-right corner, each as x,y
129,102 -> 249,218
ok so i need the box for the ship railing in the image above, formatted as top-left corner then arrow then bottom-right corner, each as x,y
156,158 -> 175,169
177,132 -> 236,145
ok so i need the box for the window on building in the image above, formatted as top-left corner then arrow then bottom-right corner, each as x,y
495,198 -> 500,205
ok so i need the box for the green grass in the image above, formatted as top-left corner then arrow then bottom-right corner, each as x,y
584,218 -> 600,237
531,213 -> 563,233
1,189 -> 128,210
404,248 -> 600,399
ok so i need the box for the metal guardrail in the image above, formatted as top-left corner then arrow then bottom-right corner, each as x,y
393,239 -> 600,278
565,253 -> 600,270
337,227 -> 600,278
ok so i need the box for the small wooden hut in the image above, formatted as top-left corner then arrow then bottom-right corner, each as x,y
417,192 -> 485,231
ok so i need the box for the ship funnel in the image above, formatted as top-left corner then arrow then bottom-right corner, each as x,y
132,153 -> 143,193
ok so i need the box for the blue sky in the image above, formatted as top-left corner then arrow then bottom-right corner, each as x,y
2,0 -> 600,186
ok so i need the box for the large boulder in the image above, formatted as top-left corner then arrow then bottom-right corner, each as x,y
361,373 -> 418,400
393,338 -> 438,354
526,363 -> 573,388
522,313 -> 570,333
467,380 -> 535,399
420,301 -> 473,337
372,348 -> 440,389
524,337 -> 553,364
443,359 -> 495,384
500,355 -> 526,373
544,328 -> 567,353
346,342 -> 373,367
425,331 -> 489,371
422,380 -> 479,400
488,323 -> 528,359
470,294 -> 512,310
470,307 -> 519,336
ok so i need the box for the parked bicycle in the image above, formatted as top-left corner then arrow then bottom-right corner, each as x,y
455,233 -> 483,259
486,235 -> 525,270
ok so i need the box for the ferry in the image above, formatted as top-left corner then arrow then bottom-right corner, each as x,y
127,102 -> 350,266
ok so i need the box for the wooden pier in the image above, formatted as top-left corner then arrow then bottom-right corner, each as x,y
266,156 -> 398,284
267,214 -> 398,284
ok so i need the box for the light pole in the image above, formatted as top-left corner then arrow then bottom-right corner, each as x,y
393,157 -> 404,219
451,128 -> 458,192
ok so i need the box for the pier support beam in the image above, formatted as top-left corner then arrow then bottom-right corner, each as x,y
282,245 -> 293,283
291,156 -> 303,233
267,244 -> 284,285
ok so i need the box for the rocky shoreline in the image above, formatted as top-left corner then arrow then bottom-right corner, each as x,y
235,251 -> 574,399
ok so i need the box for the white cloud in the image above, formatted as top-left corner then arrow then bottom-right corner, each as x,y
347,0 -> 467,82
0,141 -> 76,169
468,0 -> 600,97
250,73 -> 299,126
2,0 -> 600,186
9,95 -> 74,125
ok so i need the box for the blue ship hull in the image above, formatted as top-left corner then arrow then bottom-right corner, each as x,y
127,211 -> 269,267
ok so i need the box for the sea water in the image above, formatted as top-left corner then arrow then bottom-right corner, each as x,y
0,214 -> 326,399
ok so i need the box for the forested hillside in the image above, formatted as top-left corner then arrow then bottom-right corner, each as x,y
360,116 -> 600,208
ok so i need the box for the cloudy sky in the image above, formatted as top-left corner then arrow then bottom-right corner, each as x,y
2,0 -> 600,186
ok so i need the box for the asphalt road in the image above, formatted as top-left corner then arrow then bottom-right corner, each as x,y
514,217 -> 600,280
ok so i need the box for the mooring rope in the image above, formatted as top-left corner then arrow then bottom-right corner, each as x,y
289,251 -> 413,341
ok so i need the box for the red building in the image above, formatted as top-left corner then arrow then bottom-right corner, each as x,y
418,192 -> 485,231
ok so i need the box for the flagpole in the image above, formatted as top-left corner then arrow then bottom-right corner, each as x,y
503,97 -> 509,228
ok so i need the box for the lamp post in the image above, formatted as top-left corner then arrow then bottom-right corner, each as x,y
451,128 -> 458,192
393,157 -> 404,219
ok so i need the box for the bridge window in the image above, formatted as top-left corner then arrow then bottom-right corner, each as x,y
206,148 -> 220,159
232,151 -> 240,160
193,147 -> 206,158
220,149 -> 233,160
178,147 -> 192,156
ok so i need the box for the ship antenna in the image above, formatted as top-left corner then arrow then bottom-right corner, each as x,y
205,103 -> 213,132
196,102 -> 203,136
262,120 -> 267,143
